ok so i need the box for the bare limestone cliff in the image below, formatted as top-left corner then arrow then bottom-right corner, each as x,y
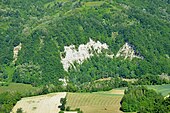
61,39 -> 108,71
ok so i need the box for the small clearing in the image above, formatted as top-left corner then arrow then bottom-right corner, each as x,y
84,1 -> 105,7
94,77 -> 112,82
11,92 -> 66,113
122,78 -> 138,83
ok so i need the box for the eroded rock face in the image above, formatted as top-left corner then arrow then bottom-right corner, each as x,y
116,43 -> 143,60
61,41 -> 143,71
13,43 -> 22,63
61,39 -> 108,71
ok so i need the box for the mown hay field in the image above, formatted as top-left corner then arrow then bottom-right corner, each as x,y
66,89 -> 124,113
11,92 -> 66,113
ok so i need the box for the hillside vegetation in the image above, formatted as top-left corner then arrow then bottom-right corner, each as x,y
147,84 -> 170,96
0,0 -> 170,86
1,0 -> 170,113
120,86 -> 170,113
0,83 -> 38,94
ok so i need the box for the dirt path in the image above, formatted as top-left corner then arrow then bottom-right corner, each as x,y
11,92 -> 66,113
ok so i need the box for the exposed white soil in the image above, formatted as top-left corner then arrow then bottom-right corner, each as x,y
61,39 -> 108,71
116,42 -> 143,60
11,92 -> 66,113
13,43 -> 22,63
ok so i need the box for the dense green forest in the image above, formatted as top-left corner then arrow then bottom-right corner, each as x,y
0,92 -> 21,112
0,0 -> 170,112
120,86 -> 170,113
0,0 -> 170,86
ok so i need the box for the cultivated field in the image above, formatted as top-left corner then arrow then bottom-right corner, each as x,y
11,92 -> 66,113
66,89 -> 124,113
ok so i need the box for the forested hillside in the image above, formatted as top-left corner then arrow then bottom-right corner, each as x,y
0,0 -> 170,86
120,86 -> 170,112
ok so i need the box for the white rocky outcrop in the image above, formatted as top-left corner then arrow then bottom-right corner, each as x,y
61,39 -> 108,71
61,41 -> 143,71
59,78 -> 67,86
116,43 -> 143,60
13,43 -> 22,63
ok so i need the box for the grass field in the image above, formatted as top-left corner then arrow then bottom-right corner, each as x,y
146,84 -> 170,96
0,83 -> 38,94
113,84 -> 170,96
66,89 -> 124,113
